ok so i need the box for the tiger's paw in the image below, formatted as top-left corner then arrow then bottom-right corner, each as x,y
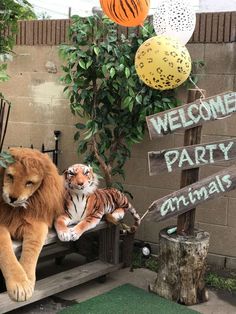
6,277 -> 34,302
70,228 -> 82,241
57,229 -> 72,242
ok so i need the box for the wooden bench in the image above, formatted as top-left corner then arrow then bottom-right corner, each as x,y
0,222 -> 122,313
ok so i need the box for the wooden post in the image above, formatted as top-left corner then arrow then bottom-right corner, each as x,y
177,89 -> 206,236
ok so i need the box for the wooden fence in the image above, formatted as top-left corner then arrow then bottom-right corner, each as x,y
3,12 -> 236,46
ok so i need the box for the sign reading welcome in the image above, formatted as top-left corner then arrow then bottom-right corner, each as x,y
146,91 -> 236,139
146,91 -> 236,223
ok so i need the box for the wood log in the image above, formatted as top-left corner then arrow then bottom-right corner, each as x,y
149,228 -> 210,305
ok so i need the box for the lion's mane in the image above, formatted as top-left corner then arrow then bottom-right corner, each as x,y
0,148 -> 65,239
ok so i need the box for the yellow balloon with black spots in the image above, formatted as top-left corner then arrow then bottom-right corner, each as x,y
135,35 -> 192,90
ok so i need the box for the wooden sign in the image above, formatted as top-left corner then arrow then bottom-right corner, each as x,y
148,138 -> 236,175
147,166 -> 236,222
146,91 -> 236,139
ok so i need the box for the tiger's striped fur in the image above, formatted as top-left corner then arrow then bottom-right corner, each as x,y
55,164 -> 141,242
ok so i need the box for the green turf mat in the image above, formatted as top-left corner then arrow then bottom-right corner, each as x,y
59,283 -> 200,314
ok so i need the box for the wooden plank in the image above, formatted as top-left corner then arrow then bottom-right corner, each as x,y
199,13 -> 206,43
25,21 -> 33,45
42,19 -> 47,45
218,13 -> 225,42
193,13 -> 200,42
147,165 -> 236,222
33,20 -> 38,45
0,261 -> 122,314
224,12 -> 231,42
51,20 -> 56,45
55,20 -> 61,45
13,221 -> 108,254
37,20 -> 42,45
205,13 -> 213,43
230,12 -> 236,42
148,138 -> 236,175
211,13 -> 219,42
146,91 -> 236,139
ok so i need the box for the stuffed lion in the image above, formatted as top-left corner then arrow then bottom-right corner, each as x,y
0,147 -> 64,302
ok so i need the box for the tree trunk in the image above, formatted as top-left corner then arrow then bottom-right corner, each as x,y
149,227 -> 210,305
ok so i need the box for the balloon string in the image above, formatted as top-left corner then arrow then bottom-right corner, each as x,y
140,24 -> 149,33
188,76 -> 205,100
189,76 -> 231,120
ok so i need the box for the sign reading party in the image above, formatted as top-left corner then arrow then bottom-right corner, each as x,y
148,139 -> 236,175
146,91 -> 236,222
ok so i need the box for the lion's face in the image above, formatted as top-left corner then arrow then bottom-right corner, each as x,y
2,161 -> 44,208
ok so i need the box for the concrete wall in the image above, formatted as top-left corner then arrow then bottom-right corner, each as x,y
0,42 -> 236,266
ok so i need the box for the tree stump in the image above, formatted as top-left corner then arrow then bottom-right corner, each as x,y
149,227 -> 210,305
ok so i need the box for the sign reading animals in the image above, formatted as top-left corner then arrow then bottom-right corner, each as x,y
147,166 -> 236,222
146,91 -> 236,139
146,91 -> 236,223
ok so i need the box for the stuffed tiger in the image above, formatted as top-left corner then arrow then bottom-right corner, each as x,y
55,164 -> 141,242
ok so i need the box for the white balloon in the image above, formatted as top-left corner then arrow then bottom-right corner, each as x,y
153,0 -> 196,45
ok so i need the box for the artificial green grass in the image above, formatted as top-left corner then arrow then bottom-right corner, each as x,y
59,283 -> 200,314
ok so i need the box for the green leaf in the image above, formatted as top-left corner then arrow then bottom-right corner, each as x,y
75,123 -> 86,129
102,64 -> 107,76
121,96 -> 132,109
125,67 -> 130,78
93,46 -> 100,55
86,60 -> 93,69
74,131 -> 80,140
135,95 -> 142,104
110,68 -> 116,78
79,60 -> 86,69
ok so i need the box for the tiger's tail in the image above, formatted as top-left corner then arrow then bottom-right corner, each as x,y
121,204 -> 141,234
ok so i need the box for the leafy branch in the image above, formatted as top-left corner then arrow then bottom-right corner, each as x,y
60,15 -> 189,190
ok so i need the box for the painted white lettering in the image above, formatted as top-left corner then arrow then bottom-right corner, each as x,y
178,149 -> 194,168
219,141 -> 234,160
199,101 -> 211,120
205,144 -> 217,163
160,199 -> 175,216
164,150 -> 179,172
168,110 -> 182,131
188,187 -> 197,204
150,115 -> 168,135
194,147 -> 208,165
209,96 -> 226,118
208,181 -> 221,194
172,196 -> 189,210
221,174 -> 232,189
215,175 -> 225,192
187,104 -> 201,124
224,93 -> 236,114
178,108 -> 194,128
193,187 -> 209,200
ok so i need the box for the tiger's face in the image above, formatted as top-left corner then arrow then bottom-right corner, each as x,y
2,161 -> 44,208
64,164 -> 98,195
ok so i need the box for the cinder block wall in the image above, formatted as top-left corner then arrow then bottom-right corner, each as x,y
1,46 -> 78,171
0,23 -> 236,267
